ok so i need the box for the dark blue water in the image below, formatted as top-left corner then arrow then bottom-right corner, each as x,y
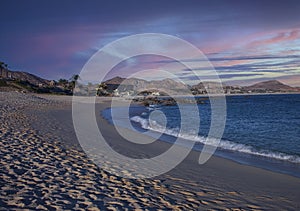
103,94 -> 300,177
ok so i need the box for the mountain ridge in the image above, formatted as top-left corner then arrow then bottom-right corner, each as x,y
1,67 -> 299,94
0,68 -> 50,86
244,80 -> 300,92
104,76 -> 189,95
105,76 -> 300,93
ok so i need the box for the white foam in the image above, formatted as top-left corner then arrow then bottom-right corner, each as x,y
130,116 -> 149,129
130,116 -> 300,163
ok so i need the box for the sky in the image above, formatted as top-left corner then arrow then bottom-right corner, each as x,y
1,0 -> 300,86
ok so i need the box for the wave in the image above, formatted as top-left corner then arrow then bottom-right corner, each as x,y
130,115 -> 300,163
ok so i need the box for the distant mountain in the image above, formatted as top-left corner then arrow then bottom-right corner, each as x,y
191,81 -> 226,94
192,81 -> 225,89
244,80 -> 300,92
1,66 -> 299,95
0,68 -> 50,86
104,76 -> 126,85
104,77 -> 190,94
0,67 -> 72,94
104,77 -> 300,95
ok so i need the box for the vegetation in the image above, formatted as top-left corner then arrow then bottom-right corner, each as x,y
0,80 -> 7,87
0,61 -> 8,69
0,61 -> 80,94
68,74 -> 79,90
97,83 -> 109,96
57,78 -> 69,89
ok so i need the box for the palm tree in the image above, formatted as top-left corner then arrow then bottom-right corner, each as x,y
0,62 -> 8,78
69,74 -> 80,83
0,61 -> 8,69
69,74 -> 80,90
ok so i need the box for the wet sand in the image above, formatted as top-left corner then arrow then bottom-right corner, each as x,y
0,92 -> 300,210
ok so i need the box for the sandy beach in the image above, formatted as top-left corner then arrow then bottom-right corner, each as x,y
1,92 -> 300,210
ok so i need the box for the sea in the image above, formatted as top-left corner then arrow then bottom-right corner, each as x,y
102,94 -> 300,178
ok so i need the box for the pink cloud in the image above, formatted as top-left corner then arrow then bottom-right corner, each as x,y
199,28 -> 300,57
202,42 -> 235,55
248,29 -> 300,48
10,24 -> 106,75
279,49 -> 300,56
213,59 -> 251,67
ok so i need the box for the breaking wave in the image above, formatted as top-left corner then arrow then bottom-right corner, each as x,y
130,116 -> 300,163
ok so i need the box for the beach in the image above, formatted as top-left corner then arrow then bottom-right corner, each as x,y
1,92 -> 300,210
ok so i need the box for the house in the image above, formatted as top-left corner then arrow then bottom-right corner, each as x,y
151,91 -> 160,96
106,84 -> 134,96
49,80 -> 56,87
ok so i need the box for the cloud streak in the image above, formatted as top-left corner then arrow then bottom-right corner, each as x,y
248,30 -> 300,48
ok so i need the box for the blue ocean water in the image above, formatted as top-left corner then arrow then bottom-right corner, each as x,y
102,94 -> 300,177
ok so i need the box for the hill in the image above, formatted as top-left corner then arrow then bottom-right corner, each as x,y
104,77 -> 190,95
1,65 -> 299,95
191,81 -> 225,94
0,68 -> 50,86
244,80 -> 300,92
0,67 -> 71,94
103,77 -> 300,96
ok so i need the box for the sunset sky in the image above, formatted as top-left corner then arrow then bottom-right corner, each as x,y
1,0 -> 300,86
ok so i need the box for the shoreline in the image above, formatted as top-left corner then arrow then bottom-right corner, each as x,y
1,92 -> 300,209
108,104 -> 300,178
103,94 -> 300,179
42,92 -> 300,198
194,91 -> 300,97
94,97 -> 300,208
108,91 -> 300,99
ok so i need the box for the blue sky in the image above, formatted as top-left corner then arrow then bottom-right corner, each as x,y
1,0 -> 300,86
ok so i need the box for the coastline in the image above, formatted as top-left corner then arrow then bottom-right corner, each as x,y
166,91 -> 300,98
1,92 -> 300,209
109,101 -> 300,178
47,94 -> 300,208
